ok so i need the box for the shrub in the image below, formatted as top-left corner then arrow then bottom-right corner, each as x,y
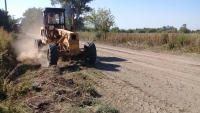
14,85 -> 30,96
0,9 -> 20,78
161,33 -> 169,44
168,41 -> 175,49
177,35 -> 186,46
96,31 -> 105,39
196,38 -> 200,52
0,28 -> 17,77
0,9 -> 20,33
0,27 -> 17,103
0,89 -> 7,100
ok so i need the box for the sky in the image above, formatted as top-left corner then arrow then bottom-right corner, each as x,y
0,0 -> 200,30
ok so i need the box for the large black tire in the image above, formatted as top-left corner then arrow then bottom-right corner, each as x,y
84,42 -> 97,64
47,43 -> 58,66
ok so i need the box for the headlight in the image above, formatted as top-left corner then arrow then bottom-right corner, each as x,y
49,25 -> 54,30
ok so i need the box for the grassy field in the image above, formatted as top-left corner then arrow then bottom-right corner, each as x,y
78,32 -> 200,53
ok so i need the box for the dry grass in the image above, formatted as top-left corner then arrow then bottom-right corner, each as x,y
0,27 -> 17,77
78,32 -> 200,53
0,27 -> 18,113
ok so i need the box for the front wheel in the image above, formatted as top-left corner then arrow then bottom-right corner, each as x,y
84,42 -> 97,65
47,43 -> 58,66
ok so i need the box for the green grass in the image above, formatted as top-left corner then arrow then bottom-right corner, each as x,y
14,85 -> 30,96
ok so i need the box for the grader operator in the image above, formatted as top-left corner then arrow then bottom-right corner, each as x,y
35,7 -> 96,66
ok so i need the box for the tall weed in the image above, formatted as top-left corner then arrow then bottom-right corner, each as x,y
79,32 -> 200,53
0,27 -> 17,78
177,35 -> 186,47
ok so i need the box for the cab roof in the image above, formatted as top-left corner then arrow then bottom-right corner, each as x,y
43,7 -> 65,13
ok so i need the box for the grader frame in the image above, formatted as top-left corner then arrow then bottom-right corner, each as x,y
35,7 -> 96,66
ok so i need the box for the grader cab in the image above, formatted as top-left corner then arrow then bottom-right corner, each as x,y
35,7 -> 96,66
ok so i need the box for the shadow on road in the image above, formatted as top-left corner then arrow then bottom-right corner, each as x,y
95,56 -> 127,72
59,56 -> 126,72
97,56 -> 127,62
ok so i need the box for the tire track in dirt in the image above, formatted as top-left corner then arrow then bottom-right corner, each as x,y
94,43 -> 200,113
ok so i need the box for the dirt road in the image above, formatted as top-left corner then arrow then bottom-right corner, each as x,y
16,33 -> 200,112
93,43 -> 200,113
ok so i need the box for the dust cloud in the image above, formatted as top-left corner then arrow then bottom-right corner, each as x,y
13,33 -> 48,67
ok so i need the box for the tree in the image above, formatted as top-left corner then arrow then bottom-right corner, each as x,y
179,24 -> 191,33
127,29 -> 134,33
120,29 -> 127,33
135,28 -> 146,33
195,30 -> 200,33
179,27 -> 191,33
0,9 -> 20,33
20,8 -> 43,33
51,0 -> 94,30
167,28 -> 177,33
0,9 -> 19,80
110,27 -> 120,32
182,24 -> 186,28
84,8 -> 115,33
147,28 -> 156,33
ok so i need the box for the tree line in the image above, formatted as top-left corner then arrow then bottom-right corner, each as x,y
108,24 -> 199,33
0,8 -> 19,79
1,0 -> 200,34
0,9 -> 20,33
50,0 -> 199,33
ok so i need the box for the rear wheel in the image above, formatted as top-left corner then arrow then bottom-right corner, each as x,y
47,43 -> 58,66
84,42 -> 97,64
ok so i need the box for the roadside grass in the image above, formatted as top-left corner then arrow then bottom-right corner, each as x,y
0,27 -> 18,113
78,32 -> 200,53
0,59 -> 41,113
0,27 -> 17,78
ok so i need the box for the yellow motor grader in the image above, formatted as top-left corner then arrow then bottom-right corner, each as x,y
35,7 -> 96,66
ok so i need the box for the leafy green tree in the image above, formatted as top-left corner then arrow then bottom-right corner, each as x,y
0,9 -> 20,33
84,8 -> 115,33
85,27 -> 95,32
179,27 -> 191,33
136,29 -> 146,33
110,27 -> 120,32
127,29 -> 134,33
51,0 -> 94,30
119,29 -> 127,33
20,8 -> 43,33
179,24 -> 191,33
147,28 -> 156,33
162,26 -> 166,31
195,30 -> 200,33
167,28 -> 177,33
